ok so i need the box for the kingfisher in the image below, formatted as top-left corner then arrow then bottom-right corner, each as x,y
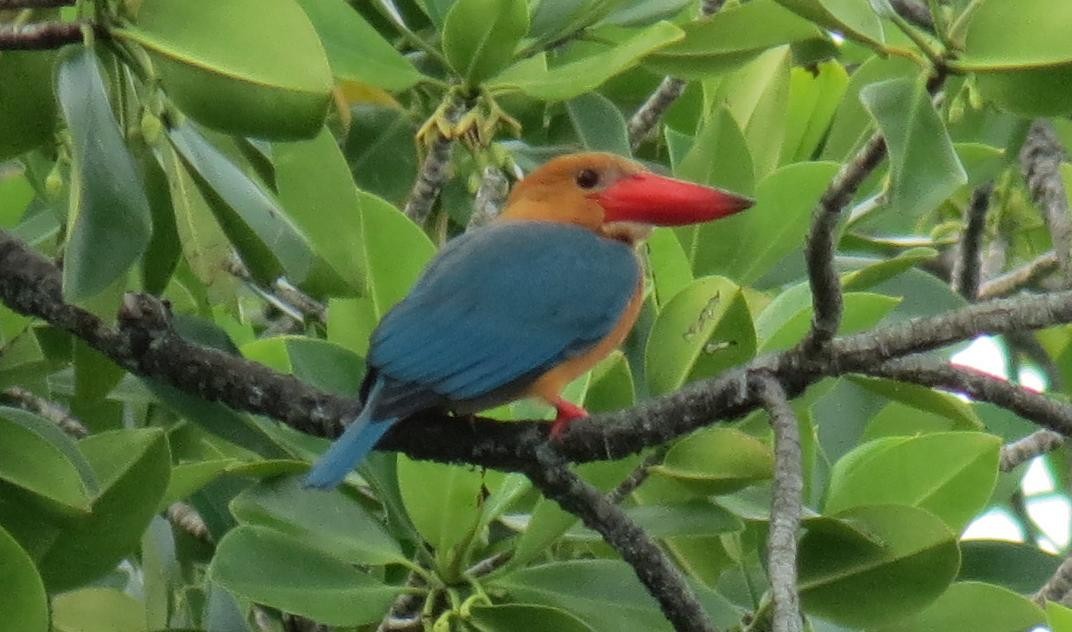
305,153 -> 753,489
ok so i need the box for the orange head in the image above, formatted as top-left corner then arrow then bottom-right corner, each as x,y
498,152 -> 753,240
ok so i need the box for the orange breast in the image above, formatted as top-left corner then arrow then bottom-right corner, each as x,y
528,281 -> 645,401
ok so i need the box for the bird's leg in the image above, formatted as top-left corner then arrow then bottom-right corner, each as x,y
549,397 -> 588,440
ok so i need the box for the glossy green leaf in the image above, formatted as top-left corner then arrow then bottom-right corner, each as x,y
645,276 -> 755,396
825,432 -> 1000,532
584,351 -> 635,412
860,77 -> 967,216
799,504 -> 960,628
492,559 -> 742,631
960,540 -> 1062,594
774,0 -> 885,47
0,524 -> 47,632
644,0 -> 823,78
398,456 -> 484,567
38,428 -> 170,591
841,247 -> 939,291
139,144 -> 182,294
975,66 -> 1072,117
962,0 -> 1072,69
443,0 -> 529,85
646,228 -> 692,306
344,105 -> 419,205
0,51 -> 56,160
168,123 -> 320,287
295,0 -> 423,91
567,500 -> 744,541
695,161 -> 838,284
0,408 -> 93,515
73,339 -> 122,402
360,192 -> 436,316
566,92 -> 631,156
757,290 -> 900,352
849,375 -> 982,431
821,55 -> 917,162
231,476 -> 403,565
491,21 -> 683,101
56,48 -> 152,302
651,427 -> 773,495
1050,602 -> 1072,632
51,588 -> 145,632
156,141 -> 232,288
470,603 -> 595,632
211,525 -> 398,626
274,127 -> 368,295
783,61 -> 849,164
599,0 -> 691,27
676,104 -> 755,195
715,46 -> 791,179
877,582 -> 1043,632
120,0 -> 332,139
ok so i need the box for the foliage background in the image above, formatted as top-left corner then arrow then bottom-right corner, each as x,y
3,0 -> 1072,630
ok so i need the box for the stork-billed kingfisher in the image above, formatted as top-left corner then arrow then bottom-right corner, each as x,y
305,153 -> 753,489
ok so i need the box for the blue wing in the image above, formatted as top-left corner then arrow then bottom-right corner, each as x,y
366,221 -> 640,418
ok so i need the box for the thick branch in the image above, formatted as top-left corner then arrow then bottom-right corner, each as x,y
1000,430 -> 1063,472
752,375 -> 803,632
1036,556 -> 1072,605
1021,121 -> 1072,287
524,445 -> 717,632
0,21 -> 83,49
952,184 -> 993,300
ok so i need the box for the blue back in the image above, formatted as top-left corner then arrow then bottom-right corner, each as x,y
367,221 -> 640,417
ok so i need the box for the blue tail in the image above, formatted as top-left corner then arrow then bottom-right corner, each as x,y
304,382 -> 398,490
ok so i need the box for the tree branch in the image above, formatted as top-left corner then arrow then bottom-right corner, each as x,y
0,385 -> 87,438
889,0 -> 934,30
752,375 -> 803,632
0,20 -> 84,49
977,251 -> 1059,299
1036,556 -> 1072,605
0,0 -> 74,6
952,183 -> 993,300
605,446 -> 669,505
1021,121 -> 1072,287
405,98 -> 464,225
466,166 -> 509,231
1000,429 -> 1063,472
524,444 -> 718,632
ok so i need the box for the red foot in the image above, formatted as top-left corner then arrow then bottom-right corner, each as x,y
549,398 -> 589,440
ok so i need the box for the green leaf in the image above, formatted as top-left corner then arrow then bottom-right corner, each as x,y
773,0 -> 885,47
156,140 -> 232,288
295,0 -> 424,91
73,339 -> 123,402
491,21 -> 683,101
860,77 -> 967,217
877,582 -> 1044,632
645,276 -> 756,396
696,161 -> 839,284
56,48 -> 152,302
821,55 -> 917,162
0,524 -> 47,632
566,500 -> 744,541
1051,602 -> 1072,632
397,457 -> 484,568
713,47 -> 792,179
38,428 -> 171,591
849,375 -> 983,431
168,123 -> 321,287
274,127 -> 369,296
492,559 -> 742,631
119,0 -> 332,139
0,408 -> 93,515
676,104 -> 755,195
360,192 -> 436,316
799,505 -> 959,628
651,427 -> 773,495
566,92 -> 631,156
51,588 -> 146,632
139,144 -> 182,294
825,432 -> 1000,532
757,290 -> 900,352
470,604 -> 595,632
231,476 -> 404,565
344,105 -> 419,205
960,540 -> 1062,594
643,0 -> 823,78
211,525 -> 398,626
0,51 -> 56,160
646,228 -> 692,307
975,66 -> 1072,117
962,0 -> 1072,69
443,0 -> 529,85
783,61 -> 849,164
841,247 -> 939,291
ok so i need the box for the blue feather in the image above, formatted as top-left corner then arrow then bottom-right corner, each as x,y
304,380 -> 397,490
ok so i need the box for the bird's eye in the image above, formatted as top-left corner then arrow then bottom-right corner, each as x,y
576,168 -> 600,189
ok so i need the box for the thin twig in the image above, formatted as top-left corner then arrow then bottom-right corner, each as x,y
525,444 -> 718,632
1000,430 -> 1063,472
606,446 -> 669,505
952,183 -> 993,300
0,21 -> 83,49
465,551 -> 512,577
165,501 -> 213,543
1021,121 -> 1072,287
226,258 -> 326,326
0,386 -> 88,438
752,375 -> 803,632
978,251 -> 1059,299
